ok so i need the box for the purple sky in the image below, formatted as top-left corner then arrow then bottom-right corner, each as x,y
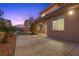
0,3 -> 50,25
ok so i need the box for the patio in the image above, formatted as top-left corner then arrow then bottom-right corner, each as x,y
15,35 -> 79,56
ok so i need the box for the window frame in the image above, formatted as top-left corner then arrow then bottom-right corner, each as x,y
52,15 -> 65,31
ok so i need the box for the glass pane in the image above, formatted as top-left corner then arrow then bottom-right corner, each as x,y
58,19 -> 64,30
53,20 -> 58,30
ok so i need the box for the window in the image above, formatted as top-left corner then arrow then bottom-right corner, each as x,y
57,19 -> 64,30
53,16 -> 64,31
53,20 -> 58,30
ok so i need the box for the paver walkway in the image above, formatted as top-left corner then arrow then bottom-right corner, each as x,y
15,35 -> 79,56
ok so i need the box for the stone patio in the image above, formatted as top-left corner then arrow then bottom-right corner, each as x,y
15,35 -> 79,56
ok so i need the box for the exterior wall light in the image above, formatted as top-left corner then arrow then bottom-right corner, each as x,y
41,13 -> 45,17
68,10 -> 74,15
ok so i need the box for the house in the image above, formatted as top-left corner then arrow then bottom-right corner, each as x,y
24,17 -> 34,33
33,13 -> 48,35
34,3 -> 79,42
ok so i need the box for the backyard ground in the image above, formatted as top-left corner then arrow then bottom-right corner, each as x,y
15,35 -> 79,56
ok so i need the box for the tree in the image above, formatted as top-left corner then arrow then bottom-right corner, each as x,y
0,8 -> 4,17
30,22 -> 37,35
0,19 -> 6,31
0,9 -> 16,43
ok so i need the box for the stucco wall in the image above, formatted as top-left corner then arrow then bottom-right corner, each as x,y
47,5 -> 79,42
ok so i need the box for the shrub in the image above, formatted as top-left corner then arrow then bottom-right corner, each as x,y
30,23 -> 37,35
0,18 -> 16,43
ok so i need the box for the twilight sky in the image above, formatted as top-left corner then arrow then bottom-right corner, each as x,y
0,3 -> 50,25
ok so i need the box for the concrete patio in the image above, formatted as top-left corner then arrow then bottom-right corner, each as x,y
15,35 -> 79,56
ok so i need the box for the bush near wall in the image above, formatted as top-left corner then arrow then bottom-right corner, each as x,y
0,33 -> 16,56
0,32 -> 5,43
0,18 -> 16,55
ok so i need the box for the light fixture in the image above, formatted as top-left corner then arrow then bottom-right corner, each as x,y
68,10 -> 74,15
41,13 -> 45,17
